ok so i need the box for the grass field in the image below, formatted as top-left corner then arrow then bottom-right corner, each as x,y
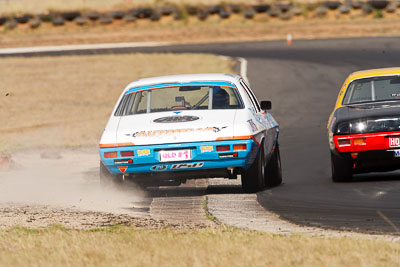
0,53 -> 233,152
0,225 -> 399,266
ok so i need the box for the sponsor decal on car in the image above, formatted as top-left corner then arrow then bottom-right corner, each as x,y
200,146 -> 213,153
150,162 -> 205,171
247,119 -> 258,132
151,165 -> 168,171
153,116 -> 200,123
129,126 -> 228,138
171,162 -> 204,169
389,137 -> 400,148
137,149 -> 151,156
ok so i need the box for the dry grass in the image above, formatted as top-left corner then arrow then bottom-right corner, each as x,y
0,53 -> 233,152
0,0 -> 319,14
0,226 -> 399,266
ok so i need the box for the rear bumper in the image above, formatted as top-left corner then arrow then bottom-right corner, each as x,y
334,131 -> 400,153
333,131 -> 400,172
99,139 -> 259,177
335,149 -> 400,172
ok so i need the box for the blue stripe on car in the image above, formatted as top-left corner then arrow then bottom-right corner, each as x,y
125,81 -> 237,95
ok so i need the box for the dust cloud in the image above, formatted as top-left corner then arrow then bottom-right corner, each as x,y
0,147 -> 149,215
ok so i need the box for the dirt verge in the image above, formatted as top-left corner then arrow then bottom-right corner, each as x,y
1,15 -> 400,48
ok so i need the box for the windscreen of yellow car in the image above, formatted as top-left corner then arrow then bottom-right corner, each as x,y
343,76 -> 400,105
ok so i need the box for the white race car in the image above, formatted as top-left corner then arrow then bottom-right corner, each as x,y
99,73 -> 281,192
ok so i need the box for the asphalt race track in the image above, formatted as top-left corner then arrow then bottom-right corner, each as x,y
8,37 -> 400,234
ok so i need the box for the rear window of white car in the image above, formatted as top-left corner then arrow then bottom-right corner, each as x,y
115,82 -> 244,116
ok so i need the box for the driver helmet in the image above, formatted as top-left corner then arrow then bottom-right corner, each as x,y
213,87 -> 229,109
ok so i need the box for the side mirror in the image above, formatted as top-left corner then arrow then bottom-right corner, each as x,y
260,100 -> 272,110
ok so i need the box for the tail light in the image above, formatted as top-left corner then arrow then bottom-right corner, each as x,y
104,152 -> 118,158
353,138 -> 366,145
338,139 -> 351,146
233,144 -> 247,151
120,151 -> 134,157
216,145 -> 230,152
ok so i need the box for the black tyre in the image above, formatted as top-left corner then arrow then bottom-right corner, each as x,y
218,9 -> 231,19
338,5 -> 351,14
197,10 -> 209,21
52,16 -> 65,26
108,11 -> 125,20
61,11 -> 80,21
323,1 -> 341,10
138,8 -> 153,18
265,146 -> 282,187
185,6 -> 198,15
0,17 -> 8,26
252,4 -> 270,13
75,16 -> 88,26
15,14 -> 32,24
241,146 -> 265,193
315,6 -> 328,17
331,152 -> 353,182
369,0 -> 389,10
267,8 -> 281,17
150,12 -> 161,21
87,11 -> 101,21
99,16 -> 113,24
173,11 -> 182,20
100,161 -> 123,187
29,18 -> 41,29
352,1 -> 363,9
243,9 -> 255,19
5,20 -> 17,30
160,6 -> 175,16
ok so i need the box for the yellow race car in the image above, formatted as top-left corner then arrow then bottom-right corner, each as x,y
328,67 -> 400,182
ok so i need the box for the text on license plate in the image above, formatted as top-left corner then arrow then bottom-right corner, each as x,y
392,149 -> 400,157
159,149 -> 192,162
389,137 -> 400,148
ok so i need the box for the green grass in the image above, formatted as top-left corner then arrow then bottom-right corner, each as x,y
202,196 -> 217,222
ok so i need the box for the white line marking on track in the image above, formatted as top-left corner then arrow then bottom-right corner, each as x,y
0,42 -> 170,55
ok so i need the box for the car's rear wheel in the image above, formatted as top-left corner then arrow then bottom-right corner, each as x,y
100,161 -> 123,187
265,146 -> 282,187
331,152 -> 353,182
241,146 -> 265,193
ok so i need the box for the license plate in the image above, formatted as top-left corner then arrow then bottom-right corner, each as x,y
159,149 -> 192,162
393,149 -> 400,157
389,137 -> 400,148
